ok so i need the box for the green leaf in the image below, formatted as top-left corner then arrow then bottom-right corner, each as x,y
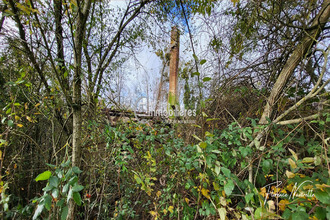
254,207 -> 264,219
205,131 -> 214,137
203,77 -> 211,82
69,176 -> 78,185
239,147 -> 249,157
245,193 -> 254,204
315,207 -> 326,220
1,117 -> 6,124
292,211 -> 309,220
35,171 -> 52,181
61,159 -> 71,168
32,204 -> 44,220
42,184 -> 53,192
221,167 -> 231,177
52,188 -> 59,198
200,59 -> 207,65
192,135 -> 202,142
44,194 -> 52,211
55,169 -> 63,179
67,188 -> 73,204
46,163 -> 56,168
224,179 -> 235,196
191,72 -> 200,77
65,169 -> 73,180
73,192 -> 82,206
56,198 -> 65,207
49,176 -> 59,188
72,166 -> 82,174
262,159 -> 272,173
206,118 -> 219,122
202,111 -> 208,117
72,184 -> 84,192
314,190 -> 330,204
193,54 -> 198,61
62,183 -> 69,194
7,120 -> 14,127
134,174 -> 142,184
326,206 -> 330,220
61,205 -> 68,220
214,165 -> 220,175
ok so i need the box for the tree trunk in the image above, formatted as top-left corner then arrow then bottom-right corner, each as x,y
68,1 -> 92,219
168,26 -> 180,113
259,0 -> 330,124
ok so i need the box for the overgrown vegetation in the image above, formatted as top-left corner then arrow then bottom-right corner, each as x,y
0,0 -> 329,219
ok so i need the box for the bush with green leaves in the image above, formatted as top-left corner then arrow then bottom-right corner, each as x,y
102,114 -> 329,219
32,159 -> 84,220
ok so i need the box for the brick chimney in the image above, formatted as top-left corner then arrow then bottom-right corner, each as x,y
168,26 -> 180,110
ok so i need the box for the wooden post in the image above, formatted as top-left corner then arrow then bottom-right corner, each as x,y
168,26 -> 180,115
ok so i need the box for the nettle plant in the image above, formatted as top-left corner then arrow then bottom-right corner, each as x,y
32,159 -> 84,220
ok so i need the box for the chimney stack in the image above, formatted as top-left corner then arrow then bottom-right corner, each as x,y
168,26 -> 180,111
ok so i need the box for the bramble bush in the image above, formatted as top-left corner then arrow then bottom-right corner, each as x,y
90,113 -> 329,219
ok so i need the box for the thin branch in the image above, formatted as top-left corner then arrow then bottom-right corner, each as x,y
179,0 -> 202,101
276,112 -> 327,125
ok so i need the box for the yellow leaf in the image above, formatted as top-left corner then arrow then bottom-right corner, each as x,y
15,116 -> 20,121
149,210 -> 158,218
185,198 -> 190,204
156,191 -> 161,198
0,150 -> 2,159
272,186 -> 280,193
17,124 -> 23,128
219,207 -> 226,220
286,183 -> 294,192
213,182 -> 220,191
285,170 -> 295,179
302,157 -> 314,163
220,197 -> 226,206
288,148 -> 298,161
16,3 -> 31,15
303,184 -> 313,190
288,158 -> 297,169
26,116 -> 32,122
199,142 -> 207,149
278,199 -> 290,211
35,103 -> 40,107
315,184 -> 330,191
230,0 -> 239,6
168,206 -> 174,213
201,188 -> 210,199
267,200 -> 275,212
163,209 -> 167,215
259,187 -> 267,197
